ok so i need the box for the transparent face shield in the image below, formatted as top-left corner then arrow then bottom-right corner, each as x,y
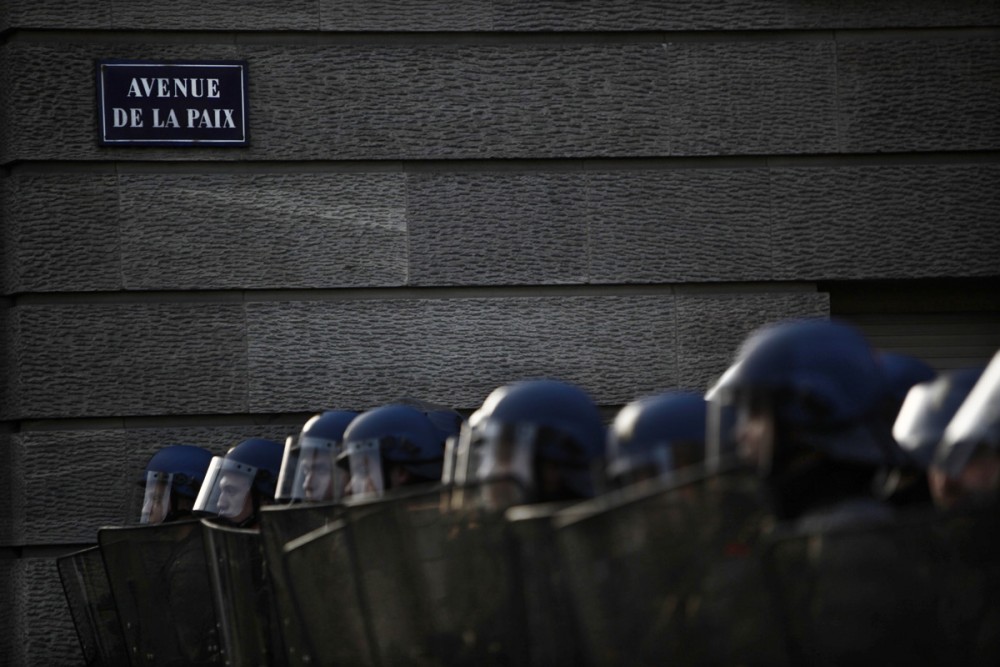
140,471 -> 174,525
339,439 -> 386,500
292,435 -> 346,503
452,420 -> 537,510
606,447 -> 674,490
274,435 -> 300,503
194,456 -> 257,524
706,390 -> 774,476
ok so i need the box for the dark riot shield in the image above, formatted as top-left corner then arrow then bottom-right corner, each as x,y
57,545 -> 129,666
426,491 -> 529,667
99,520 -> 222,666
504,502 -> 587,667
282,517 -> 378,667
258,501 -> 343,666
342,484 -> 452,667
553,468 -> 785,667
424,482 -> 594,667
202,520 -> 284,666
762,505 -> 1000,667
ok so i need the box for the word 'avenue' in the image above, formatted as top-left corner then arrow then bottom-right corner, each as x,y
126,77 -> 222,99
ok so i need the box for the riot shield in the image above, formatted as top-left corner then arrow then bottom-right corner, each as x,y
505,501 -> 587,667
99,520 -> 222,666
282,517 -> 377,667
342,484 -> 453,667
57,546 -> 129,666
553,467 -> 784,667
426,490 -> 529,667
762,505 -> 1000,667
202,520 -> 284,666
258,501 -> 343,666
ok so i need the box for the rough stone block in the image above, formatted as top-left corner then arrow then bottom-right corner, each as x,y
407,172 -> 591,286
319,0 -> 492,30
112,0 -> 319,30
119,172 -> 408,289
3,558 -> 81,667
771,164 -> 1000,280
2,39 -> 845,162
587,168 -> 773,283
492,0 -> 1000,30
3,303 -> 248,420
837,37 -> 1000,153
246,295 -> 680,412
1,173 -> 121,295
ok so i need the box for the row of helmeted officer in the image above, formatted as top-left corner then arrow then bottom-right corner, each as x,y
66,316 -> 1000,666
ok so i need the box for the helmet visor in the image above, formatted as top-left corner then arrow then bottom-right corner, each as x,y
452,420 -> 536,510
935,356 -> 1000,478
274,435 -> 300,503
340,439 -> 385,499
707,391 -> 774,475
293,435 -> 347,503
606,447 -> 674,490
193,456 -> 258,522
140,471 -> 173,525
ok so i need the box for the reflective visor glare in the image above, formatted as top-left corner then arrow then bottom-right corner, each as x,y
274,435 -> 300,502
141,471 -> 173,524
938,355 -> 1000,477
706,399 -> 738,472
344,441 -> 384,498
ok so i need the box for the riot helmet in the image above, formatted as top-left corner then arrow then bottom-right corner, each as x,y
706,318 -> 904,519
454,379 -> 605,507
194,438 -> 283,527
336,404 -> 446,499
276,410 -> 358,503
605,391 -> 706,489
929,351 -> 1000,510
136,444 -> 214,524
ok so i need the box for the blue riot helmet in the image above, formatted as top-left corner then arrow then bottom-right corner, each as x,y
929,351 -> 1000,510
194,437 -> 284,527
137,444 -> 214,524
606,391 -> 707,490
706,319 -> 905,519
454,379 -> 605,507
276,410 -> 358,504
337,404 -> 446,499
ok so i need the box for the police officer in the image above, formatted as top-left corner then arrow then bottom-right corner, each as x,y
605,390 -> 706,490
707,319 -> 939,667
136,444 -> 214,525
455,378 -> 605,509
337,404 -> 447,498
276,410 -> 358,504
706,318 -> 904,528
194,437 -> 284,527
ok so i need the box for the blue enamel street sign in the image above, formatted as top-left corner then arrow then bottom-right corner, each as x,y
97,60 -> 249,146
